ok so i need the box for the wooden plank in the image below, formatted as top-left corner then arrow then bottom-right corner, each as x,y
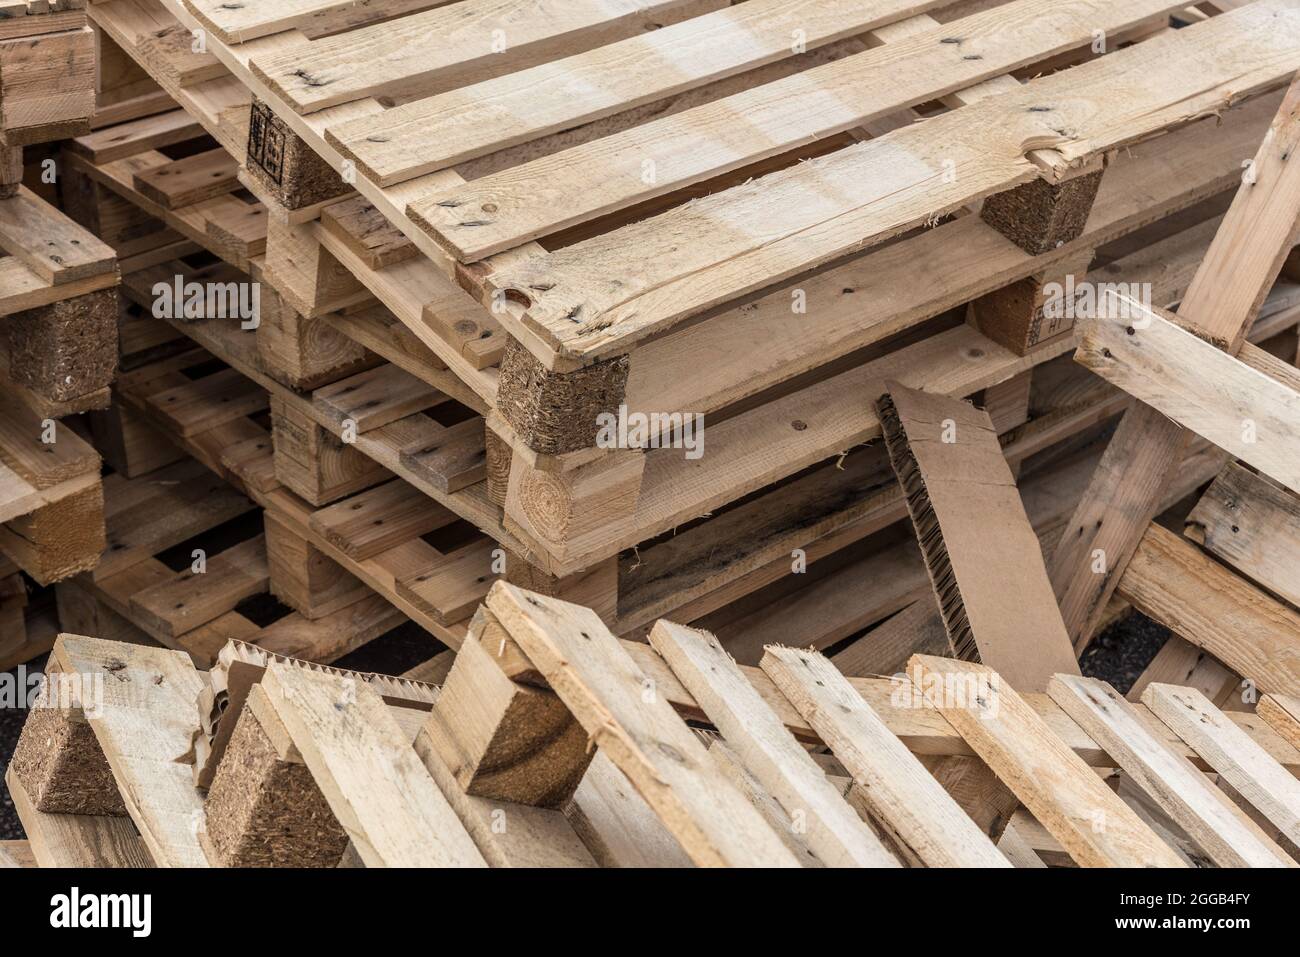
329,0 -> 951,184
395,415 -> 487,494
395,537 -> 495,625
0,25 -> 95,142
131,147 -> 238,209
831,600 -> 949,679
1077,303 -> 1300,495
1049,72 -> 1300,646
67,107 -> 203,162
257,660 -> 487,867
760,644 -> 1008,867
566,751 -> 694,867
319,196 -> 417,270
52,635 -> 208,867
145,366 -> 269,437
182,0 -> 449,43
1259,694 -> 1300,752
309,478 -> 459,561
95,459 -> 254,580
909,655 -> 1186,867
0,392 -> 100,489
5,767 -> 153,867
0,185 -> 115,283
877,383 -> 1077,690
1119,524 -> 1300,698
1049,674 -> 1293,867
1145,683 -> 1300,848
313,364 -> 443,434
486,582 -> 801,867
1185,462 -> 1300,607
649,620 -> 899,867
248,0 -> 718,114
129,534 -> 269,639
0,839 -> 33,868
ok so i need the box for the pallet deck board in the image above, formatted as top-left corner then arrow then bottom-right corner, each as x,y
1144,683 -> 1300,848
52,636 -> 209,867
246,0 -> 719,116
649,620 -> 900,867
407,0 -> 1186,264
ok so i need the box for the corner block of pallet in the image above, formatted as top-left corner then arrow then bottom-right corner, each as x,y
503,446 -> 644,571
203,685 -> 349,867
269,396 -> 389,506
0,481 -> 106,585
263,218 -> 372,319
59,159 -> 161,246
980,161 -> 1105,257
483,422 -> 512,507
420,611 -> 593,808
245,98 -> 350,211
9,670 -> 126,817
255,285 -> 373,390
88,401 -> 186,480
971,248 -> 1096,356
264,511 -> 370,619
6,288 -> 120,403
496,338 -> 630,455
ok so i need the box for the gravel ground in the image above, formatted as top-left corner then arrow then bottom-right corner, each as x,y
0,612 -> 1172,841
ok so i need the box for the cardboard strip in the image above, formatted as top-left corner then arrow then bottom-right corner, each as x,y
877,382 -> 1077,691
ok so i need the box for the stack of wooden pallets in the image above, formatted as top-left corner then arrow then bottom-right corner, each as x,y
25,0 -> 1293,668
2,0 -> 1300,869
0,0 -> 116,666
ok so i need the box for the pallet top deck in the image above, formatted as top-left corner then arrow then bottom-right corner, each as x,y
152,0 -> 1300,375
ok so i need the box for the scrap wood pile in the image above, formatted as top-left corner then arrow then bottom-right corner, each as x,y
9,592 -> 1300,868
0,0 -> 1299,867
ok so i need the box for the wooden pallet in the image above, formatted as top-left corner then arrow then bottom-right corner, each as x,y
62,373 -> 427,668
0,0 -> 94,148
0,386 -> 105,587
105,333 -> 501,649
69,3 -> 1293,568
9,585 -> 1300,867
98,150 -> 1300,639
71,0 -> 1296,579
44,138 -> 1279,682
